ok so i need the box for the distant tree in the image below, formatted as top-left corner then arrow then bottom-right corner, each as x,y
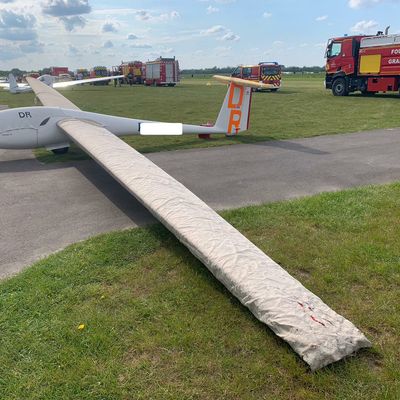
39,67 -> 51,76
182,65 -> 325,76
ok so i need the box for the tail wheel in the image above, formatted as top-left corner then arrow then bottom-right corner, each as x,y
51,147 -> 69,155
332,77 -> 349,96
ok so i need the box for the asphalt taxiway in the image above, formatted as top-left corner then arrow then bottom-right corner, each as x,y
1,128 -> 400,278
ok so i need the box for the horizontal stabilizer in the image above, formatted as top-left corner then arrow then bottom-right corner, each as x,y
213,74 -> 273,90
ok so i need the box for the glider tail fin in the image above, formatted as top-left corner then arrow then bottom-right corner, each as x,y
213,75 -> 253,136
8,73 -> 18,93
38,74 -> 54,87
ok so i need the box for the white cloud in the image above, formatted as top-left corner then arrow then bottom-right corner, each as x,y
103,40 -> 113,48
135,10 -> 180,23
0,10 -> 37,40
316,15 -> 328,21
102,22 -> 118,33
68,44 -> 80,55
200,25 -> 225,35
350,19 -> 379,33
220,32 -> 240,41
130,43 -> 151,48
207,5 -> 219,13
42,0 -> 91,17
348,0 -> 384,8
263,12 -> 272,18
60,15 -> 86,31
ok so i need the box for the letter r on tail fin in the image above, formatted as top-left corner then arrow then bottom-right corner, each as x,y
214,78 -> 253,136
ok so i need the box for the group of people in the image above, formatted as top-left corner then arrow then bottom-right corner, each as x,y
112,71 -> 138,87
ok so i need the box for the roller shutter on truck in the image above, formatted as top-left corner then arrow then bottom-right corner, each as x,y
146,64 -> 160,80
166,63 -> 173,83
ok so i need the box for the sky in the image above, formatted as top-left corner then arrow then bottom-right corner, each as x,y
0,0 -> 399,71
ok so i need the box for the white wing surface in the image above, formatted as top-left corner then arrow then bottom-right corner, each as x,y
26,77 -> 80,110
53,75 -> 125,88
57,118 -> 370,371
28,76 -> 371,370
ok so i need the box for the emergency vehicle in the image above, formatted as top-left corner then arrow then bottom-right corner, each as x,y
50,67 -> 69,77
325,28 -> 400,95
120,61 -> 143,84
231,62 -> 282,91
144,57 -> 180,86
76,68 -> 89,79
90,66 -> 110,85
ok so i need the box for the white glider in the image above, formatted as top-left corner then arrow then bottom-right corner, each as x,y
0,75 -> 252,153
0,76 -> 370,370
1,73 -> 125,94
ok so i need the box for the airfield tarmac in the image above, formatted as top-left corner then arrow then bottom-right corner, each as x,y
1,127 -> 400,278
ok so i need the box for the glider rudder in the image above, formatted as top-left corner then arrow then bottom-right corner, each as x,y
213,75 -> 253,136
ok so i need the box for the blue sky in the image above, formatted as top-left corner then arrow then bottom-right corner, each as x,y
0,0 -> 399,71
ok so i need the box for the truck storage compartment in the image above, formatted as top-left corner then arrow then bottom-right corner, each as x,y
367,76 -> 398,92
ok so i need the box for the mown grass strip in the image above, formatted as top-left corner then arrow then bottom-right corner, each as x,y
0,183 -> 399,399
1,74 -> 399,163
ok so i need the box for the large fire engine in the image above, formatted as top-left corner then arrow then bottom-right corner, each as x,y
144,57 -> 180,86
50,66 -> 69,77
325,28 -> 400,95
231,62 -> 282,91
120,61 -> 143,84
90,66 -> 110,85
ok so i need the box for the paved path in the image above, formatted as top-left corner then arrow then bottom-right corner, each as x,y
1,128 -> 400,278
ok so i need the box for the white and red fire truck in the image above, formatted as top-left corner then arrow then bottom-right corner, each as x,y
144,57 -> 180,86
325,29 -> 400,95
231,62 -> 282,91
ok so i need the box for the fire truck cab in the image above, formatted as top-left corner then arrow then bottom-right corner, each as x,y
231,62 -> 282,91
325,30 -> 400,96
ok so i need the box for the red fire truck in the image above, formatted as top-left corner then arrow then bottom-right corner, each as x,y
50,66 -> 69,76
144,57 -> 180,86
89,66 -> 110,85
231,62 -> 282,91
119,61 -> 143,84
325,29 -> 400,95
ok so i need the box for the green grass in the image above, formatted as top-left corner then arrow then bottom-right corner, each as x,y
1,183 -> 399,399
1,74 -> 399,163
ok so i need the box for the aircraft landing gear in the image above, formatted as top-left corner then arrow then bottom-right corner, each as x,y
51,147 -> 69,155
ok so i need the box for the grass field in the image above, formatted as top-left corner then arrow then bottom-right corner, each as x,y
1,74 -> 400,162
0,183 -> 399,399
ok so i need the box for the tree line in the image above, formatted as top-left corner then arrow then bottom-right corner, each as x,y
181,65 -> 325,75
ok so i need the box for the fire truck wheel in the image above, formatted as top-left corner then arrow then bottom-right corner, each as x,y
51,147 -> 69,155
332,77 -> 349,96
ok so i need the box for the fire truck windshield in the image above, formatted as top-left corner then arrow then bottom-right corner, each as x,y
261,66 -> 280,75
326,42 -> 342,58
231,67 -> 240,77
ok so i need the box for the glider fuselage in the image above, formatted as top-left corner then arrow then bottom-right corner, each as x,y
0,106 -> 219,150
